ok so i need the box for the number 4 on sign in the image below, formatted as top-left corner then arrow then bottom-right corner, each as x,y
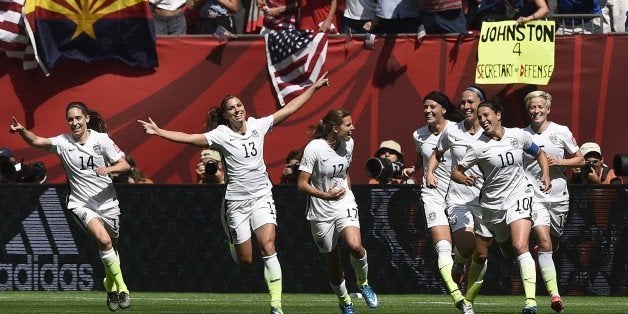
512,43 -> 521,55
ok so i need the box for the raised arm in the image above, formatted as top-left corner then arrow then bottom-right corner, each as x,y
272,72 -> 330,126
9,117 -> 52,149
138,117 -> 209,147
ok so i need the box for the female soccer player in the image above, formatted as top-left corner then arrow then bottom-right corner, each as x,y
403,91 -> 472,312
10,102 -> 132,311
297,109 -> 378,314
452,100 -> 551,314
424,86 -> 494,312
522,91 -> 584,313
138,73 -> 329,314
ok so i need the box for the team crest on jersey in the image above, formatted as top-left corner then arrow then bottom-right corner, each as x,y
92,144 -> 102,154
510,138 -> 520,149
251,130 -> 259,138
549,133 -> 559,145
346,153 -> 352,162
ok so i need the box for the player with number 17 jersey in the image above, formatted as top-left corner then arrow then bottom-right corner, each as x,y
300,138 -> 357,221
204,116 -> 273,201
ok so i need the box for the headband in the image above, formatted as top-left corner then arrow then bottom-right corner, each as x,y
465,87 -> 485,101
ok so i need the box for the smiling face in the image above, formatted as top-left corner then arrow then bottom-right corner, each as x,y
222,97 -> 247,126
460,90 -> 480,124
477,105 -> 501,135
335,116 -> 354,141
66,107 -> 90,140
423,99 -> 446,125
527,96 -> 550,126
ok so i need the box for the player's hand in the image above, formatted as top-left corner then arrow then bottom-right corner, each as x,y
9,117 -> 25,133
95,166 -> 110,176
138,117 -> 159,135
314,72 -> 330,90
463,175 -> 478,186
325,186 -> 345,200
541,175 -> 552,193
426,172 -> 438,189
546,155 -> 558,166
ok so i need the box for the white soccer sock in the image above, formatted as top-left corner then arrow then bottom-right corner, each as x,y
263,253 -> 282,308
349,249 -> 368,287
330,280 -> 351,305
538,251 -> 559,296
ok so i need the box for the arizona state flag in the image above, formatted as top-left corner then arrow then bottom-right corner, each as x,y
23,0 -> 157,73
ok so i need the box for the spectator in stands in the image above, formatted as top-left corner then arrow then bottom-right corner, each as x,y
341,0 -> 376,34
258,0 -> 299,31
197,0 -> 239,34
298,0 -> 339,33
150,0 -> 189,35
418,0 -> 468,34
367,140 -> 415,184
279,150 -> 302,184
522,90 -> 584,313
366,0 -> 420,34
571,142 -> 623,184
469,0 -> 549,30
10,102 -> 132,311
297,108 -> 379,313
451,99 -> 551,314
196,148 -> 225,184
423,86 -> 494,312
113,155 -> 154,184
555,0 -> 605,34
138,72 -> 330,314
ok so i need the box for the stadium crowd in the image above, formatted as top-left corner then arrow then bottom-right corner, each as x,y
151,0 -> 628,36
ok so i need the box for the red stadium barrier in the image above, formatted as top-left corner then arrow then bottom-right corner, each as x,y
2,34 -> 627,184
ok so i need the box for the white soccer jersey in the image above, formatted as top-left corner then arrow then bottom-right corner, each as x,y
458,127 -> 535,210
413,120 -> 455,198
204,116 -> 274,201
48,130 -> 125,211
437,121 -> 484,206
523,122 -> 579,202
299,138 -> 358,221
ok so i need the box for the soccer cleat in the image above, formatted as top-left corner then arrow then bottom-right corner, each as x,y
551,294 -> 564,313
339,302 -> 355,314
117,291 -> 131,309
270,306 -> 284,314
360,284 -> 379,308
522,305 -> 538,314
106,292 -> 119,312
459,300 -> 474,314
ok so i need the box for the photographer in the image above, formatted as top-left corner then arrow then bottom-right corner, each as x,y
196,148 -> 225,184
366,140 -> 414,184
280,150 -> 302,184
0,147 -> 47,183
572,142 -> 622,184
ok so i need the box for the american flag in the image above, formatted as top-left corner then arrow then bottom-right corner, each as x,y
264,28 -> 327,106
0,0 -> 36,69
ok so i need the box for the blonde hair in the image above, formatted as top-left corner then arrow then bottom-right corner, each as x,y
524,91 -> 552,110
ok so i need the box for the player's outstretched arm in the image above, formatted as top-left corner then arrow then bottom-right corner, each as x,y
138,117 -> 208,147
272,72 -> 330,126
9,117 -> 52,149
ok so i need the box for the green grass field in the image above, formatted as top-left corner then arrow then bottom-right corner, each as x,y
0,292 -> 626,313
